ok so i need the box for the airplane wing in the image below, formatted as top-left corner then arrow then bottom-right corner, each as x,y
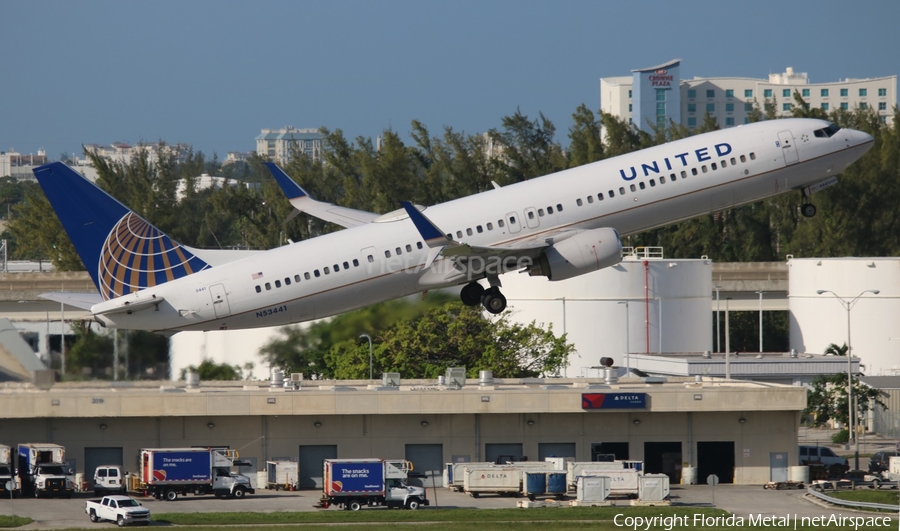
264,162 -> 379,228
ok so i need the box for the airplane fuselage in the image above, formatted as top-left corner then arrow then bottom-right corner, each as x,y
95,118 -> 873,332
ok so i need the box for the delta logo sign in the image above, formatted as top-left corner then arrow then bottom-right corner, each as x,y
582,393 -> 647,410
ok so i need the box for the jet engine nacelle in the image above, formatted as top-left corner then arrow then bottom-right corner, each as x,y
528,227 -> 622,281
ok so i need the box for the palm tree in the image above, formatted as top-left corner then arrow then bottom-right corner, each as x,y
824,343 -> 849,356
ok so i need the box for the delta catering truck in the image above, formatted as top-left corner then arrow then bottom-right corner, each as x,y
17,443 -> 74,498
318,459 -> 428,510
140,448 -> 254,501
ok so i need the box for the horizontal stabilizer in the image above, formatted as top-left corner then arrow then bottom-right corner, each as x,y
40,292 -> 103,311
264,163 -> 379,228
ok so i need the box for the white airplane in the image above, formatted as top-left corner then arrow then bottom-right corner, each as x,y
34,118 -> 873,333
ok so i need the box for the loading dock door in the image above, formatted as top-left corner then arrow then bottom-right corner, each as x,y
84,448 -> 123,489
592,442 -> 629,461
644,442 -> 682,484
298,445 -> 337,489
486,443 -> 524,464
538,443 -> 576,461
697,441 -> 734,484
406,444 -> 443,487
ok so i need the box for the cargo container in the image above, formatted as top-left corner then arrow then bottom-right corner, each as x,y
444,462 -> 493,491
319,459 -> 427,510
17,443 -> 73,498
638,474 -> 670,502
565,460 -> 642,491
266,460 -> 299,490
463,466 -> 521,497
576,475 -> 611,503
139,448 -> 254,501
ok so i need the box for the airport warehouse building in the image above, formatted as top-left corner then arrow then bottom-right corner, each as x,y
0,376 -> 804,487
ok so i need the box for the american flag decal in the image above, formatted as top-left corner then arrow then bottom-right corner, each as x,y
251,272 -> 264,280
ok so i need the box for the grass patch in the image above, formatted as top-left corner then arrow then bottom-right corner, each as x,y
153,506 -> 725,526
830,489 -> 899,505
0,515 -> 33,528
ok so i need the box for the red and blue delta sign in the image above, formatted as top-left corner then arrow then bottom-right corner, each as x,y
582,393 -> 647,410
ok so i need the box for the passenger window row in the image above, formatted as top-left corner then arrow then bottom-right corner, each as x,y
572,152 -> 756,207
446,216 -> 511,241
384,241 -> 424,258
254,256 -> 363,293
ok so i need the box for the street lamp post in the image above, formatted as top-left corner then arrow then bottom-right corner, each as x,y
359,334 -> 373,381
816,288 -> 880,471
714,285 -> 721,353
618,301 -> 630,371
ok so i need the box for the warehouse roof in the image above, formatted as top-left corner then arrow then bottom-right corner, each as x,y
0,375 -> 805,419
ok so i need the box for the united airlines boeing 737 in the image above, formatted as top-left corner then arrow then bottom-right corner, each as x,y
33,118 -> 873,333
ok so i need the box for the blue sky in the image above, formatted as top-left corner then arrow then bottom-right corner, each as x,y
3,0 -> 898,160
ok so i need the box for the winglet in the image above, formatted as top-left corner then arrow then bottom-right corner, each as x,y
264,162 -> 308,200
400,201 -> 452,248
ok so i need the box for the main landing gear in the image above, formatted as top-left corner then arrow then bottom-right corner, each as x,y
460,282 -> 507,314
799,190 -> 816,218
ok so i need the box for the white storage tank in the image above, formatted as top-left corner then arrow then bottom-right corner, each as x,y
788,257 -> 900,376
499,248 -> 712,377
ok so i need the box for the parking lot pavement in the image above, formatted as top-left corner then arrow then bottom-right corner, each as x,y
0,484 -> 894,529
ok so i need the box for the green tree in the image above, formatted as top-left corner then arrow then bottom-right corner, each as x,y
260,299 -> 571,380
64,322 -> 114,379
567,104 -> 605,167
259,294 -> 456,378
804,373 -> 886,428
824,343 -> 849,356
181,359 -> 248,381
489,109 -> 567,184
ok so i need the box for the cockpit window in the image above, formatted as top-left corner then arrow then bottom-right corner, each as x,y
813,123 -> 841,138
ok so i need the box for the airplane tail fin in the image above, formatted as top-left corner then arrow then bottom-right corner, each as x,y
32,162 -> 210,300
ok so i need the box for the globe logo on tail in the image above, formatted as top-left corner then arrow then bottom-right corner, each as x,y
98,212 -> 209,300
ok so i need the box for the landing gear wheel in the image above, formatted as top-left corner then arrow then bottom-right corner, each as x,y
460,282 -> 485,306
801,203 -> 817,218
481,288 -> 507,314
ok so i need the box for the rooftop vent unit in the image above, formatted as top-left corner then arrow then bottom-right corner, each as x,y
383,372 -> 401,387
445,367 -> 466,389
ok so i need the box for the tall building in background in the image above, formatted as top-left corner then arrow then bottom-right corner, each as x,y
601,60 -> 897,133
256,126 -> 322,164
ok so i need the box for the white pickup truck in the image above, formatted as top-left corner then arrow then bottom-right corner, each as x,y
85,495 -> 151,527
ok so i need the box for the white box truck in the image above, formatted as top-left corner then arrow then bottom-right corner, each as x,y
318,459 -> 428,510
0,445 -> 18,497
140,448 -> 254,501
17,443 -> 73,498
